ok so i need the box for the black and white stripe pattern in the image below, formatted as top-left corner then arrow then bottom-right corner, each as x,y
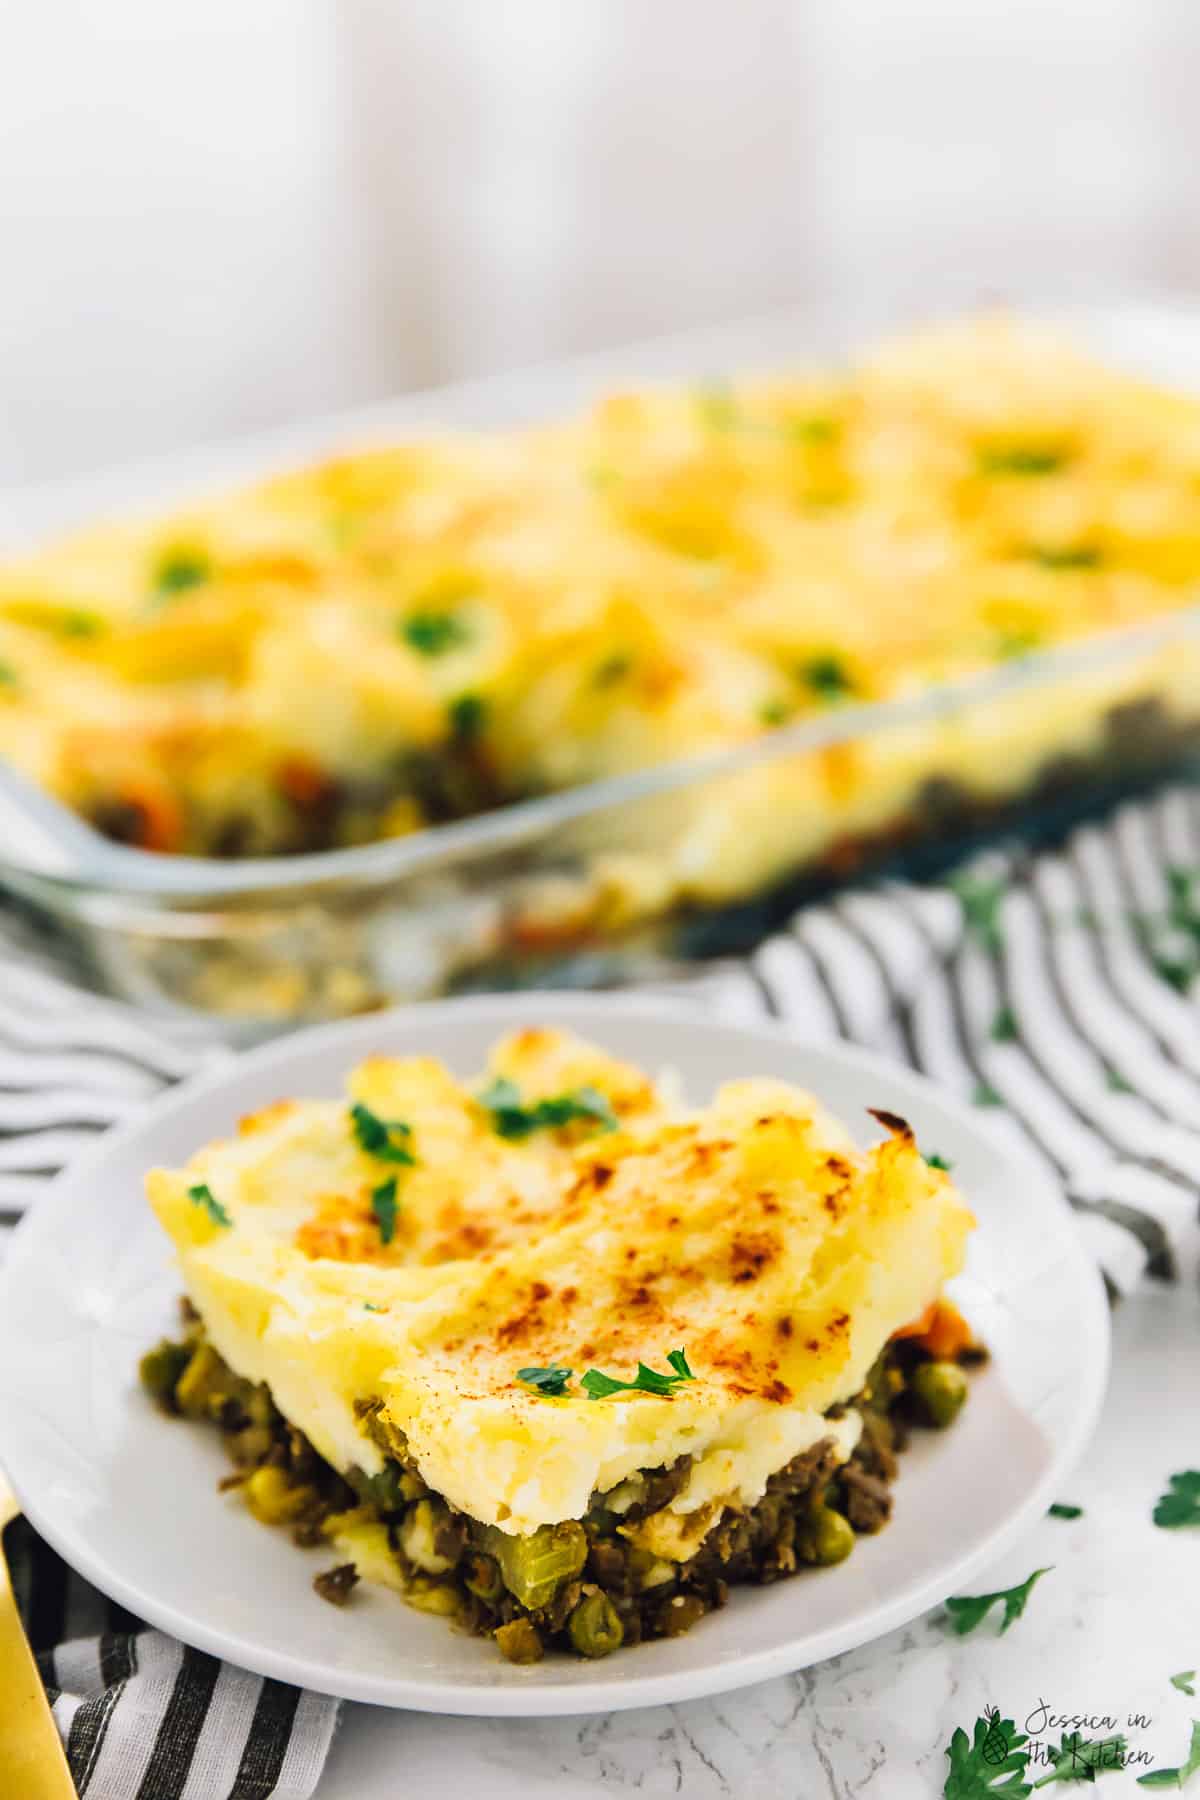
2,787 -> 1199,1795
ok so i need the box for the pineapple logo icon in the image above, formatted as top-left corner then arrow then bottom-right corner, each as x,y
981,1706 -> 1010,1766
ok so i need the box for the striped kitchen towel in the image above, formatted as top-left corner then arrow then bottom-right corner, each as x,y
2,782 -> 1199,1798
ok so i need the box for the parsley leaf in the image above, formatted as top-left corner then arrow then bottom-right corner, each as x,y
370,1177 -> 399,1245
516,1363 -> 573,1396
448,692 -> 485,742
580,1350 -> 696,1400
694,383 -> 738,431
1027,544 -> 1103,571
1048,1503 -> 1083,1520
187,1182 -> 231,1228
478,1077 -> 618,1141
0,660 -> 17,690
944,1567 -> 1052,1636
949,870 -> 1007,951
944,1708 -> 1031,1797
787,415 -> 839,446
991,1005 -> 1018,1043
925,1152 -> 954,1171
400,611 -> 470,657
1137,1719 -> 1200,1787
759,698 -> 794,727
1172,1674 -> 1197,1698
350,1101 -> 415,1166
1106,1068 -> 1133,1094
1154,1471 -> 1200,1529
978,444 -> 1069,477
363,1302 -> 384,1313
973,1082 -> 1004,1108
153,547 -> 211,600
798,653 -> 852,701
1033,1732 -> 1127,1786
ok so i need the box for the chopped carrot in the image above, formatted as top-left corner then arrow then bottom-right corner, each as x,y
117,780 -> 184,852
892,1297 -> 975,1359
891,1300 -> 937,1342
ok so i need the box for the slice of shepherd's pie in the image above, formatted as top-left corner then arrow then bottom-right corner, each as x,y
141,1028 -> 980,1662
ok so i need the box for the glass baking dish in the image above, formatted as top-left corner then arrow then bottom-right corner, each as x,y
1,605 -> 1198,1037
5,302 -> 1200,1036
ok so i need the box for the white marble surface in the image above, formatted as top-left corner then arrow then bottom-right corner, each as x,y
315,1279 -> 1197,1798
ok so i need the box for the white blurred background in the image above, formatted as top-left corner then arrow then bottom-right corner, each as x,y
3,0 -> 1200,487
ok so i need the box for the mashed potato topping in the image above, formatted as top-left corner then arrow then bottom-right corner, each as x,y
148,1028 -> 973,1536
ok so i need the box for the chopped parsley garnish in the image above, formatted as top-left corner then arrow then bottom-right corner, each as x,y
759,698 -> 794,727
152,547 -> 211,599
944,1708 -> 1030,1796
949,869 -> 1007,951
1137,1719 -> 1200,1788
478,1077 -> 618,1141
349,1100 -> 415,1166
694,384 -> 738,431
787,415 -> 839,446
0,660 -> 16,690
60,610 -> 103,638
1048,1502 -> 1083,1520
1028,543 -> 1103,571
972,1082 -> 1003,1108
924,1152 -> 954,1171
1106,1067 -> 1133,1094
363,1302 -> 384,1313
581,1349 -> 695,1400
996,629 -> 1044,661
1153,1470 -> 1200,1529
516,1364 -> 573,1396
1139,869 -> 1200,993
448,692 -> 485,742
400,611 -> 470,657
944,1566 -> 1051,1636
798,653 -> 852,701
187,1182 -> 231,1228
1172,1673 -> 1197,1698
370,1177 -> 399,1246
592,652 -> 632,688
990,1005 -> 1018,1042
1034,1731 -> 1128,1786
977,444 -> 1069,477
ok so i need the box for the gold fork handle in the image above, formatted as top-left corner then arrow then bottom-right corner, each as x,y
0,1540 -> 78,1798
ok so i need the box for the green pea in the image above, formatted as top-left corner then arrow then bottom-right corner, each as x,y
568,1591 -> 625,1658
463,1552 -> 504,1605
804,1506 -> 856,1566
910,1360 -> 968,1429
138,1339 -> 191,1412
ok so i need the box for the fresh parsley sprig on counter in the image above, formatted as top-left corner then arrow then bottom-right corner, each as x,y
187,1182 -> 231,1228
944,1708 -> 1030,1797
350,1101 -> 416,1166
1138,1719 -> 1200,1788
944,1566 -> 1051,1637
479,1077 -> 618,1141
1154,1471 -> 1200,1529
1034,1731 -> 1127,1787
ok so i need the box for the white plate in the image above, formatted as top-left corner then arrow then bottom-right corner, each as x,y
0,994 -> 1109,1716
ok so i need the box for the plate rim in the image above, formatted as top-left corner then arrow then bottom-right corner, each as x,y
0,991 -> 1112,1715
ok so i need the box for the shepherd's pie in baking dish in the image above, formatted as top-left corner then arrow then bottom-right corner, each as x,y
5,315 -> 1200,914
142,1027 -> 980,1661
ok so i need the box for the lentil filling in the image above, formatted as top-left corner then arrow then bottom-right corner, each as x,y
140,1301 -> 983,1663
